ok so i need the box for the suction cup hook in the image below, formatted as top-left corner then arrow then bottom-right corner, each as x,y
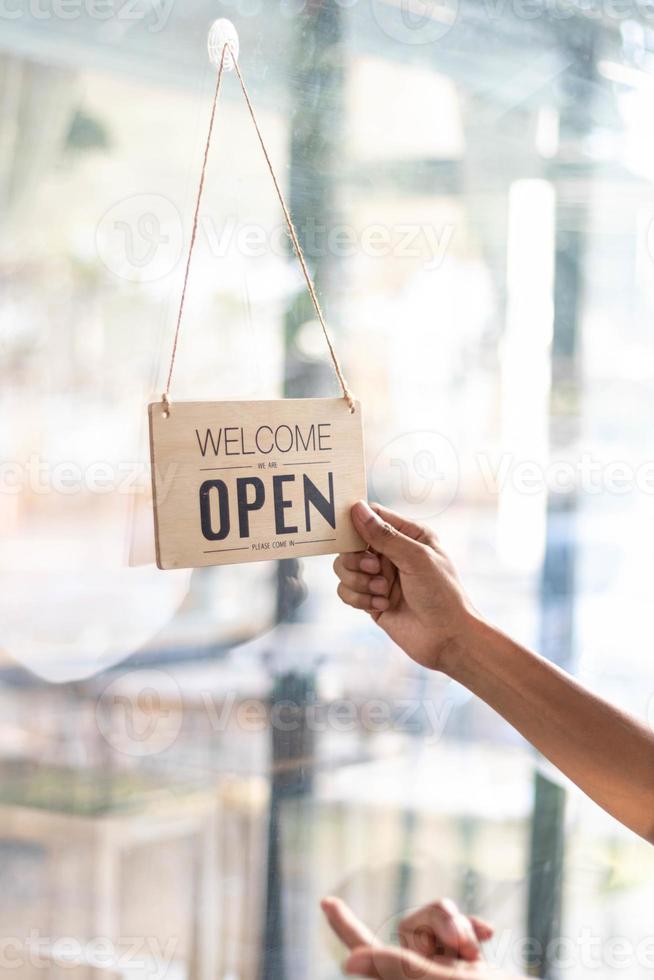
207,18 -> 239,71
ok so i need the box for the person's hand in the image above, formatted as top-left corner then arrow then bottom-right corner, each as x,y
333,501 -> 479,672
321,895 -> 491,962
321,895 -> 525,979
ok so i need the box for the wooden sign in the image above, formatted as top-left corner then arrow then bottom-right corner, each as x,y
149,397 -> 366,569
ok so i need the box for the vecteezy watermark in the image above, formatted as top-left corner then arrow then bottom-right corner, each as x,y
371,432 -> 654,519
200,215 -> 455,269
365,905 -> 654,975
0,0 -> 176,30
532,932 -> 654,972
0,455 -> 189,504
477,451 -> 654,498
370,0 -> 460,43
213,0 -> 459,28
95,670 -> 184,758
370,432 -> 460,520
481,0 -> 654,21
0,455 -> 151,496
96,194 -> 183,284
201,690 -> 454,744
484,927 -> 654,973
0,932 -> 179,978
95,195 -> 455,282
6,444 -> 654,508
7,446 -> 654,505
95,669 -> 455,757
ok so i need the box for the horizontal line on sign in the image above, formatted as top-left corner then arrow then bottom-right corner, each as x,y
283,460 -> 331,466
301,538 -> 337,544
200,465 -> 254,471
203,547 -> 250,553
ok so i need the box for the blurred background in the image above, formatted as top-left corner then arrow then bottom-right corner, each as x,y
1,0 -> 654,977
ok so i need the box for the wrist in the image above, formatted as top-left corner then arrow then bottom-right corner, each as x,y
437,609 -> 492,679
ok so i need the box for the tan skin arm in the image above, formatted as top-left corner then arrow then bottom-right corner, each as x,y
334,501 -> 654,845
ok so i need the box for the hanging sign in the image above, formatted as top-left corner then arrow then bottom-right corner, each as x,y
149,22 -> 366,570
149,398 -> 366,569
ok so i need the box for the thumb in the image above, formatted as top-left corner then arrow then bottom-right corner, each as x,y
345,945 -> 450,979
351,501 -> 428,573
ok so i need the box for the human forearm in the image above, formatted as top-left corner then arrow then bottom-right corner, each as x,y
336,501 -> 654,843
442,616 -> 654,843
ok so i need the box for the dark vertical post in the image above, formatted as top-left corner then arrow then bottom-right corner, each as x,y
526,21 -> 596,978
260,3 -> 344,978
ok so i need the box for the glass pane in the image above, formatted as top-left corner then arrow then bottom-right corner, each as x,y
1,4 -> 653,979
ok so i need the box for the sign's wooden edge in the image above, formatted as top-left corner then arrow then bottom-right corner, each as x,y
148,396 -> 366,571
147,396 -> 361,410
147,402 -> 166,569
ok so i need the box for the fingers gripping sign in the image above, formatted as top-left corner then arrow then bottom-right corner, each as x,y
333,501 -> 476,672
351,500 -> 429,573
